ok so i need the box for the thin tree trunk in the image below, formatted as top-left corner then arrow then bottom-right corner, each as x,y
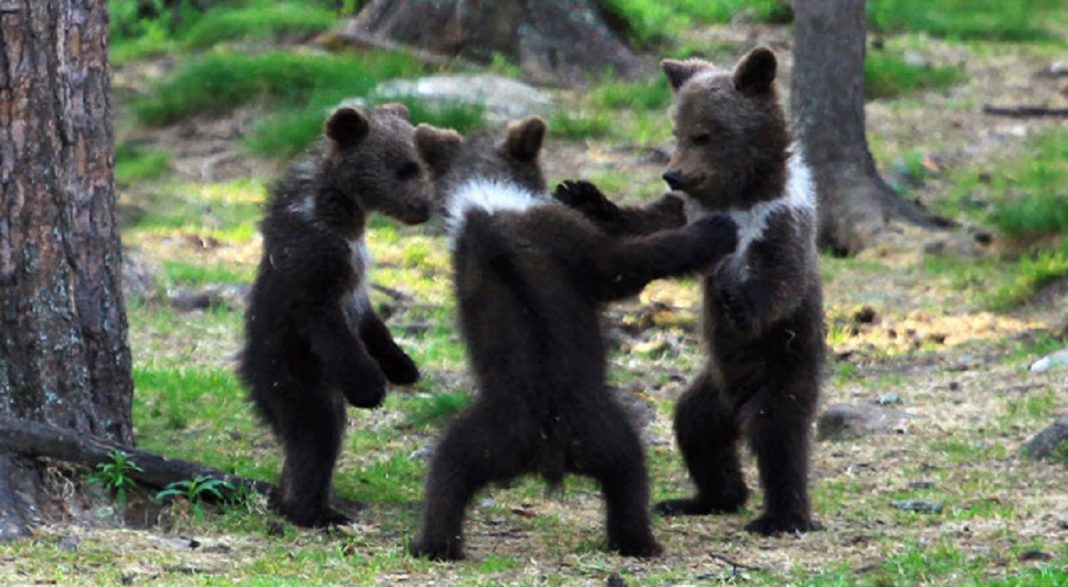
347,0 -> 641,84
790,0 -> 939,254
0,0 -> 132,538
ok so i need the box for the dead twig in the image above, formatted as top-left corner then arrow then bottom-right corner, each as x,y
982,105 -> 1068,118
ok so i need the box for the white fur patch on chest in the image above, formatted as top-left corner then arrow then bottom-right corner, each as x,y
445,178 -> 549,241
687,150 -> 816,272
344,239 -> 372,319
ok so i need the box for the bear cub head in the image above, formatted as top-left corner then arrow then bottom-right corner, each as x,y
660,46 -> 790,213
411,115 -> 548,203
320,104 -> 431,225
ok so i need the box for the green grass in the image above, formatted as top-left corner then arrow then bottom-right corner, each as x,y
867,0 -> 1065,41
403,391 -> 471,429
161,260 -> 253,287
603,0 -> 792,45
115,142 -> 171,186
548,109 -> 613,140
122,180 -> 264,243
134,51 -> 423,127
865,51 -> 963,100
248,95 -> 485,160
925,128 -> 1068,309
589,76 -> 671,111
181,4 -> 336,49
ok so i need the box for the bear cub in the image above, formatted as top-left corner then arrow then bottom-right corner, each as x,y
556,47 -> 826,535
239,105 -> 430,528
407,117 -> 740,560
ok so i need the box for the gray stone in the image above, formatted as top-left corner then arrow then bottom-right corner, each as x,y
1022,415 -> 1068,463
1029,347 -> 1068,373
169,284 -> 250,312
817,403 -> 918,441
372,75 -> 553,123
892,500 -> 943,513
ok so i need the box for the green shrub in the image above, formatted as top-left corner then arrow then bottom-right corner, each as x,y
867,0 -> 1062,41
181,4 -> 336,49
134,51 -> 422,126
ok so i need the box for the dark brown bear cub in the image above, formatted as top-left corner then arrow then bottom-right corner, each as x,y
555,47 -> 825,535
239,105 -> 430,528
407,117 -> 739,560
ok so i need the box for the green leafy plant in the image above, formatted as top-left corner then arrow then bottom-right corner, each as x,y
155,475 -> 234,505
87,450 -> 144,507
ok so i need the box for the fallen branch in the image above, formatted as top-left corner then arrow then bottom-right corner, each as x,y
371,283 -> 413,302
708,552 -> 765,573
982,105 -> 1068,118
0,417 -> 362,511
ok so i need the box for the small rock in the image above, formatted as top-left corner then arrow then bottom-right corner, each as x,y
874,393 -> 902,406
606,573 -> 627,587
903,50 -> 929,68
1018,550 -> 1052,562
169,284 -> 250,312
408,444 -> 435,462
372,75 -> 553,123
908,481 -> 934,490
817,404 -> 918,441
892,500 -> 943,514
58,536 -> 79,552
479,498 -> 496,508
1022,415 -> 1068,463
1029,347 -> 1068,373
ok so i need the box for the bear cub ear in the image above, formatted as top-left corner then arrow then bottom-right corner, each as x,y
503,116 -> 546,162
732,46 -> 777,96
326,107 -> 370,147
660,59 -> 709,92
414,124 -> 463,174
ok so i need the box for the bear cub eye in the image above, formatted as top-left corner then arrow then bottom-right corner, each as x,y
691,133 -> 713,146
396,161 -> 420,181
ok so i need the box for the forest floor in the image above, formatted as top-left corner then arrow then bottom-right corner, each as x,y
1,8 -> 1067,586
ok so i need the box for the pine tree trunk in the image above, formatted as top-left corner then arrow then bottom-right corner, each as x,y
0,0 -> 132,539
348,0 -> 641,84
790,0 -> 938,254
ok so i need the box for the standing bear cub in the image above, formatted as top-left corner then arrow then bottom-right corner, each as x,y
240,104 -> 430,528
556,47 -> 825,535
407,118 -> 740,560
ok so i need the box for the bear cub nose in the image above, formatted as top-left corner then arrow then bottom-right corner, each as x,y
662,170 -> 686,190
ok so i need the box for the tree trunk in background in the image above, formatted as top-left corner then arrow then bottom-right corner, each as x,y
791,0 -> 939,254
347,0 -> 641,84
0,0 -> 132,539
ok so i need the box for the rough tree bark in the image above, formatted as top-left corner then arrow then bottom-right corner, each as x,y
0,0 -> 133,539
345,0 -> 641,84
791,0 -> 940,254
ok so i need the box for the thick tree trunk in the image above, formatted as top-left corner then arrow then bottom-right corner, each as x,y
347,0 -> 641,84
790,0 -> 939,254
0,0 -> 132,538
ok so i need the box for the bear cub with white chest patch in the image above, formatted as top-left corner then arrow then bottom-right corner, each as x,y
407,117 -> 739,560
556,47 -> 826,535
239,105 -> 430,528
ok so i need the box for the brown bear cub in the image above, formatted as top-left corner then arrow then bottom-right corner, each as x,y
407,118 -> 739,560
239,104 -> 430,528
555,47 -> 825,535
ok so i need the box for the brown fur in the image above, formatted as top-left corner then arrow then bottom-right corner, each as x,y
554,47 -> 826,535
239,105 -> 429,528
407,118 -> 739,560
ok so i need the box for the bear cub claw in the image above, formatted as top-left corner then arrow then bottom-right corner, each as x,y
408,538 -> 465,561
380,352 -> 420,386
553,180 -> 620,221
